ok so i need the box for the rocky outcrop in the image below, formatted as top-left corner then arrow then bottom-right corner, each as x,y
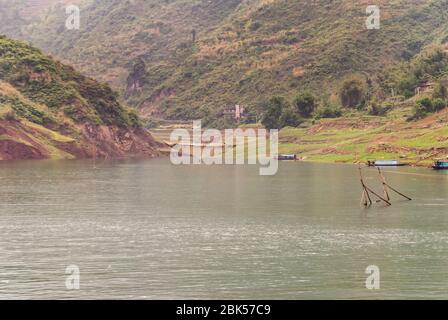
0,120 -> 164,161
78,124 -> 164,159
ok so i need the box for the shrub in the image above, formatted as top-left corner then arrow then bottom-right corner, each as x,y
367,102 -> 389,116
432,98 -> 446,112
280,108 -> 302,127
411,46 -> 448,79
315,105 -> 342,119
398,76 -> 418,98
127,109 -> 142,128
410,103 -> 428,120
409,96 -> 446,120
340,76 -> 367,108
292,92 -> 316,118
432,83 -> 448,100
261,96 -> 287,129
417,97 -> 433,112
409,97 -> 433,120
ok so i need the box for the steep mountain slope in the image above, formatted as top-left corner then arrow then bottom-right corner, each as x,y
8,0 -> 244,87
0,36 -> 161,160
2,0 -> 448,122
0,0 -> 60,37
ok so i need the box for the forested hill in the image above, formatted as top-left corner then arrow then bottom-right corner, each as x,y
0,36 -> 161,160
2,0 -> 448,126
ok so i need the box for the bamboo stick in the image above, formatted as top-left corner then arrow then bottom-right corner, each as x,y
359,167 -> 372,206
378,168 -> 412,201
360,189 -> 366,207
364,185 -> 392,206
384,183 -> 412,201
377,168 -> 390,201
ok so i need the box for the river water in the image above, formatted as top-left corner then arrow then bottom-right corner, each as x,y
0,159 -> 448,299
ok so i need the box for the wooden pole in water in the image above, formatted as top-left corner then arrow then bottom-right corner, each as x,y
364,185 -> 392,206
377,168 -> 390,201
359,167 -> 372,207
384,182 -> 412,201
359,167 -> 391,206
360,190 -> 365,206
377,168 -> 412,201
360,188 -> 371,207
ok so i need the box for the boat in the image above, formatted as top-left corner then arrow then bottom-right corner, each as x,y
367,160 -> 407,167
432,159 -> 448,170
277,154 -> 297,161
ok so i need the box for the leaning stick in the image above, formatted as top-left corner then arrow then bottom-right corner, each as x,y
362,182 -> 372,206
378,168 -> 412,201
359,167 -> 372,206
358,168 -> 391,206
364,185 -> 392,206
377,168 -> 391,201
384,183 -> 412,201
360,187 -> 371,207
360,189 -> 366,207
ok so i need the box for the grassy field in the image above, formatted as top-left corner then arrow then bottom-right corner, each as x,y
150,107 -> 448,167
278,109 -> 448,166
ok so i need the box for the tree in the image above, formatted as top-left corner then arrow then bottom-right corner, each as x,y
398,76 -> 418,98
410,97 -> 447,120
280,108 -> 302,127
432,83 -> 448,100
432,98 -> 446,112
410,97 -> 433,120
126,57 -> 146,95
412,46 -> 448,79
293,92 -> 316,118
340,76 -> 366,108
418,97 -> 433,112
261,96 -> 286,129
316,104 -> 343,119
411,102 -> 428,120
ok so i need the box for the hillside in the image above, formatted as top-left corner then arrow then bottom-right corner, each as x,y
277,109 -> 448,166
2,0 -> 448,122
2,0 -> 244,91
0,0 -> 59,37
0,36 -> 161,160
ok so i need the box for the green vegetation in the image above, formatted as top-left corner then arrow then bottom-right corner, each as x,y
410,96 -> 447,120
315,102 -> 343,119
340,76 -> 366,109
0,94 -> 53,125
4,0 -> 448,123
261,93 -> 318,129
3,1 -> 448,166
0,35 -> 161,161
277,113 -> 448,166
261,96 -> 285,130
293,92 -> 316,118
0,36 -> 142,128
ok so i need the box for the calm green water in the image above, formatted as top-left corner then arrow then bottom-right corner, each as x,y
0,159 -> 448,299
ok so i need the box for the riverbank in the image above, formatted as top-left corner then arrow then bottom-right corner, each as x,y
150,108 -> 448,168
278,108 -> 448,167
